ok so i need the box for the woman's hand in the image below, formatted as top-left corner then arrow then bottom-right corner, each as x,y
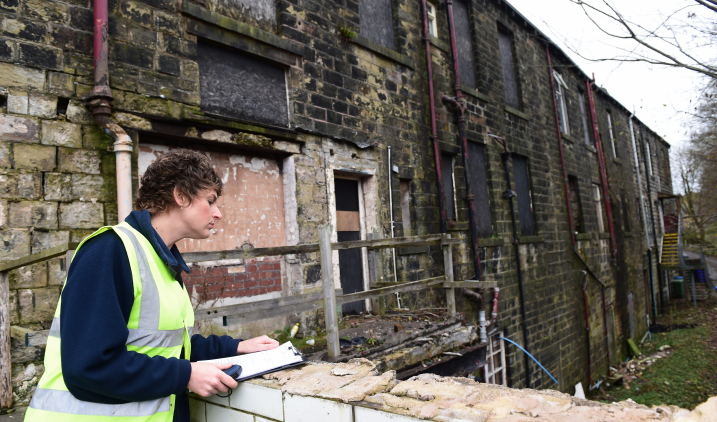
236,335 -> 280,354
187,362 -> 238,397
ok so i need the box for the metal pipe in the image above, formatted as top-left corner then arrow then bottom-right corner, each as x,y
488,287 -> 500,326
87,0 -> 133,222
388,147 -> 399,308
581,271 -> 592,386
585,78 -> 618,264
420,0 -> 447,234
443,0 -> 481,280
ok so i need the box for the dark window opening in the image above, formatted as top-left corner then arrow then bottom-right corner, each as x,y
335,178 -> 364,315
198,40 -> 289,127
621,190 -> 630,232
553,71 -> 569,135
593,184 -> 607,232
399,180 -> 412,237
568,175 -> 584,233
661,150 -> 669,183
57,97 -> 70,115
512,154 -> 534,236
606,111 -> 618,158
578,90 -> 591,145
467,141 -> 492,237
453,0 -> 476,89
359,0 -> 395,50
0,93 -> 7,109
441,153 -> 456,220
498,26 -> 519,109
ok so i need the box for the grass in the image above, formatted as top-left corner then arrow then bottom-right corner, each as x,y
589,300 -> 717,410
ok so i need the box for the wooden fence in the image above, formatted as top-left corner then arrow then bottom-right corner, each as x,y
0,225 -> 488,408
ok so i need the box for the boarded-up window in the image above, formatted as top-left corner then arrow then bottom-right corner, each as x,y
512,154 -> 534,236
399,180 -> 412,236
621,190 -> 630,232
441,153 -> 456,220
498,26 -> 519,109
198,40 -> 289,127
578,91 -> 591,145
593,184 -> 607,232
661,150 -> 669,183
360,0 -> 395,50
568,175 -> 584,233
138,143 -> 287,252
467,142 -> 492,237
453,0 -> 476,89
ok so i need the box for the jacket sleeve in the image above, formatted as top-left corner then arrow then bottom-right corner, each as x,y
190,335 -> 242,361
60,232 -> 192,404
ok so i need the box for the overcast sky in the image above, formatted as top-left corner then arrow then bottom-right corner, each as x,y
506,0 -> 712,152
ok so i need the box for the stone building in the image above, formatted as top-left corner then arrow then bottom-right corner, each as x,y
0,0 -> 674,405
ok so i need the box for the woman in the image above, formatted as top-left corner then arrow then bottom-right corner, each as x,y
25,149 -> 279,422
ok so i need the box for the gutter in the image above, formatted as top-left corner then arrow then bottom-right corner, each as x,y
86,0 -> 134,222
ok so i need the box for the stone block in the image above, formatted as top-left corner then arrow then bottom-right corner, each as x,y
188,398 -> 206,422
0,169 -> 42,199
19,287 -> 60,324
58,147 -> 100,174
206,404 -> 252,422
9,200 -> 58,229
0,198 -> 6,228
0,63 -> 45,92
66,100 -> 93,124
0,141 -> 10,167
8,289 -> 18,324
18,43 -> 62,71
47,257 -> 66,286
0,228 -> 31,259
284,394 -> 352,422
229,382 -> 283,420
32,229 -> 69,252
353,407 -> 420,422
0,113 -> 39,142
104,201 -> 118,225
41,121 -> 82,147
13,143 -> 56,171
9,262 -> 47,289
47,71 -> 74,97
72,174 -> 113,202
43,172 -> 72,200
70,229 -> 93,243
8,92 -> 28,114
110,112 -> 152,130
59,201 -> 104,229
82,125 -> 113,149
29,93 -> 57,118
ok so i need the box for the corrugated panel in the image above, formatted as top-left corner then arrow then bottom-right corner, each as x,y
359,0 -> 395,50
467,142 -> 492,237
453,0 -> 477,89
498,27 -> 520,109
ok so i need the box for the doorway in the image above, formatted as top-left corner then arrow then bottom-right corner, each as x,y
335,178 -> 365,315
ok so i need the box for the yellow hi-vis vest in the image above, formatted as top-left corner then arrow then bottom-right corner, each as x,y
25,222 -> 195,422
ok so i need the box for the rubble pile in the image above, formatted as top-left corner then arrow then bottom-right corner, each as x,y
611,345 -> 673,390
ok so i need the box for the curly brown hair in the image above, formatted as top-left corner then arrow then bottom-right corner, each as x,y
135,149 -> 223,214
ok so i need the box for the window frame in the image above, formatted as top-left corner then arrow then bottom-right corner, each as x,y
578,90 -> 591,145
426,2 -> 438,37
606,111 -> 618,158
553,70 -> 570,135
645,141 -> 653,176
568,175 -> 584,234
497,25 -> 520,110
440,153 -> 457,221
593,184 -> 606,232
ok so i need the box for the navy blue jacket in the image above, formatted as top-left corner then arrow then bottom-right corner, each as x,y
60,210 -> 241,422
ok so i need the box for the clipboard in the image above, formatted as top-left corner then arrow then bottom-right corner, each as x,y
201,342 -> 307,382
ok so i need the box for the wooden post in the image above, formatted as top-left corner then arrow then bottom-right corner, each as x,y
443,234 -> 456,317
319,225 -> 340,358
1,270 -> 11,409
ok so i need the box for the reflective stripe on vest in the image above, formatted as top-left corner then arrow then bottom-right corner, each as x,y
26,222 -> 194,422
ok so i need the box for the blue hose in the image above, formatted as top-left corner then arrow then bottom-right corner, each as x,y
498,337 -> 559,385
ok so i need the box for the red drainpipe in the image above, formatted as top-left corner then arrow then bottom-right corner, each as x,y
547,47 -> 610,380
585,77 -> 617,264
442,0 -> 481,280
420,0 -> 447,234
87,0 -> 134,222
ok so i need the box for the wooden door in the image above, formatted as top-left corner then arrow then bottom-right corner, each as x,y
335,178 -> 364,315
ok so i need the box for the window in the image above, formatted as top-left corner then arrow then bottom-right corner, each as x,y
568,176 -> 584,233
399,180 -> 412,236
593,184 -> 607,232
578,91 -> 591,145
606,111 -> 618,158
467,141 -> 492,237
553,70 -> 570,135
621,190 -> 630,232
661,150 -> 669,183
498,26 -> 519,109
453,0 -> 476,89
198,41 -> 289,127
512,154 -> 534,236
441,153 -> 456,220
426,2 -> 438,37
645,141 -> 653,176
359,0 -> 395,50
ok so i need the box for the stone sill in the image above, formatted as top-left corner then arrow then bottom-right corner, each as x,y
504,105 -> 529,121
478,237 -> 504,247
561,132 -> 574,143
447,221 -> 469,231
352,35 -> 416,69
182,2 -> 303,58
461,86 -> 491,104
518,235 -> 544,244
583,143 -> 597,153
575,233 -> 591,241
599,232 -> 611,239
429,35 -> 450,53
613,157 -> 622,165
